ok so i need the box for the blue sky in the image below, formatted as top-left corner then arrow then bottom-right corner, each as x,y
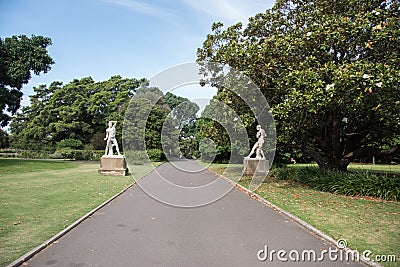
0,0 -> 275,106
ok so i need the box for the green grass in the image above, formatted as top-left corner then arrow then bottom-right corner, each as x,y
0,158 -> 78,174
208,164 -> 399,267
0,159 -> 158,267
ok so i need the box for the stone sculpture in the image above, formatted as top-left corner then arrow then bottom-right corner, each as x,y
246,125 -> 266,159
99,120 -> 127,176
243,125 -> 269,176
104,120 -> 121,156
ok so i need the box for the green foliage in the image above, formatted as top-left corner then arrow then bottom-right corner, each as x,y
90,132 -> 106,150
0,35 -> 54,127
57,149 -> 103,160
270,167 -> 400,201
146,148 -> 166,162
198,138 -> 217,162
179,136 -> 199,159
0,129 -> 9,148
57,138 -> 83,150
9,76 -> 145,150
17,150 -> 50,159
123,86 -> 199,159
124,150 -> 149,164
197,0 -> 400,170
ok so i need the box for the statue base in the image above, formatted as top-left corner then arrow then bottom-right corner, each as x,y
98,155 -> 128,176
243,158 -> 269,176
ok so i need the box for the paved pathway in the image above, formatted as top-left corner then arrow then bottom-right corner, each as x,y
23,160 -> 365,266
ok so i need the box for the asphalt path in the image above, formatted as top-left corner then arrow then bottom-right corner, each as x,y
23,160 -> 365,266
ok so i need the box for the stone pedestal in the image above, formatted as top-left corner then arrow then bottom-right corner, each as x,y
98,155 -> 128,176
243,158 -> 269,176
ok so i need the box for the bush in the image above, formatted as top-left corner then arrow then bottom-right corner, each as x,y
147,149 -> 166,162
57,149 -> 103,160
57,138 -> 83,150
90,132 -> 106,150
199,139 -> 216,162
18,150 -> 50,159
270,167 -> 400,201
124,151 -> 149,165
0,129 -> 10,149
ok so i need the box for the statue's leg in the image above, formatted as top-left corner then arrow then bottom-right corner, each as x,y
259,140 -> 265,159
114,140 -> 121,155
256,148 -> 261,159
247,142 -> 259,158
105,140 -> 110,155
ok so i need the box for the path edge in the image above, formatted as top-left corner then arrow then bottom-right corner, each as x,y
6,162 -> 163,267
206,167 -> 382,267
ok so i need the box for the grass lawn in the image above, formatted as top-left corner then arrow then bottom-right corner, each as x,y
208,163 -> 399,267
0,158 -> 158,267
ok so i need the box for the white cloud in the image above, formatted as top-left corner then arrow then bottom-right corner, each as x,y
102,0 -> 177,21
181,0 -> 273,25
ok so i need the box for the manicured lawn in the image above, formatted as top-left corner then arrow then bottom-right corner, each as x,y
0,159 -> 157,267
208,164 -> 399,267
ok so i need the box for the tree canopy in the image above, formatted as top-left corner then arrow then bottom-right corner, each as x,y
10,76 -> 200,159
197,0 -> 400,170
0,35 -> 54,127
9,76 -> 145,150
123,88 -> 200,158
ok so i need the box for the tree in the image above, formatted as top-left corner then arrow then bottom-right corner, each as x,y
0,35 -> 54,127
0,129 -> 9,149
123,87 -> 200,156
164,92 -> 200,157
197,0 -> 400,170
9,76 -> 144,150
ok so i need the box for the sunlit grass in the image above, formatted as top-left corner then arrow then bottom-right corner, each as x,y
0,159 -> 158,266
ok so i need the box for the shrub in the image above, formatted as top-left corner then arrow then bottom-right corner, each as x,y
0,129 -> 10,149
124,151 -> 149,164
199,140 -> 216,162
147,149 -> 166,162
18,150 -> 50,159
90,132 -> 106,150
57,149 -> 103,160
57,138 -> 83,150
270,167 -> 400,201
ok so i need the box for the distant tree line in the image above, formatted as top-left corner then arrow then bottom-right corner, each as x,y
7,76 -> 200,158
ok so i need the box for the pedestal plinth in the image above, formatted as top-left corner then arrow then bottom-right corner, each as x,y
98,155 -> 128,176
243,158 -> 269,176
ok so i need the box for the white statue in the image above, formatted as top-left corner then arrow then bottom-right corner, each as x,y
246,125 -> 266,159
104,121 -> 121,156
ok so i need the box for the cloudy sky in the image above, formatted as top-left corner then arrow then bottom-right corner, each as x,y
0,0 -> 275,105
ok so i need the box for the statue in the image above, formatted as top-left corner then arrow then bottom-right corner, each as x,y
246,125 -> 266,159
104,121 -> 121,156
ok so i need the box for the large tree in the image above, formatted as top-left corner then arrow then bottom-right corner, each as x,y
0,35 -> 54,127
9,76 -> 145,150
197,0 -> 400,170
123,88 -> 199,156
